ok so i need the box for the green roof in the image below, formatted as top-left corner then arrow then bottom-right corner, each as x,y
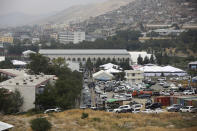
107,99 -> 119,103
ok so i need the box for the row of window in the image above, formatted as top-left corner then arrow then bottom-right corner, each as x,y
64,57 -> 130,62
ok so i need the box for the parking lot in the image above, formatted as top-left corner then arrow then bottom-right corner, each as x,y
81,72 -> 197,113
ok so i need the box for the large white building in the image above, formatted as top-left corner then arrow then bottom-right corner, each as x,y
39,49 -> 131,64
59,31 -> 85,44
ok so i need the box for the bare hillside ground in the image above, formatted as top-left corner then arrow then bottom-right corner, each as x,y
1,109 -> 197,131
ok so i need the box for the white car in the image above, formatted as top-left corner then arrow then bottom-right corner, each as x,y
180,106 -> 196,112
131,104 -> 143,109
158,81 -> 165,86
183,90 -> 195,95
141,109 -> 154,114
132,108 -> 141,113
44,108 -> 62,114
113,105 -> 131,113
154,108 -> 165,113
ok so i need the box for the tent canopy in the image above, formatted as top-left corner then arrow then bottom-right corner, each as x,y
100,63 -> 119,70
12,60 -> 27,66
136,65 -> 187,76
105,68 -> 122,73
93,70 -> 113,81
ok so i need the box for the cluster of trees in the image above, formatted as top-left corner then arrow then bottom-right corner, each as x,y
27,54 -> 82,110
137,55 -> 155,65
7,43 -> 38,55
0,89 -> 23,114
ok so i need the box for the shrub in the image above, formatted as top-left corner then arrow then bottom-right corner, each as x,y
92,117 -> 101,122
81,112 -> 88,119
30,118 -> 52,131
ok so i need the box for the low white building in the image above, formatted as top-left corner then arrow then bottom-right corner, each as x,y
125,70 -> 144,85
0,69 -> 55,111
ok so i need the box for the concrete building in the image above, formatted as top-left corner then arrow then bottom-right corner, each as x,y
59,31 -> 85,44
125,70 -> 144,85
0,36 -> 14,44
0,69 -> 55,111
39,49 -> 131,64
188,61 -> 197,70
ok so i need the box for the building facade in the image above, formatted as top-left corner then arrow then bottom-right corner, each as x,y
39,49 -> 131,64
188,61 -> 197,70
0,69 -> 55,111
59,31 -> 85,44
125,70 -> 144,85
0,36 -> 14,44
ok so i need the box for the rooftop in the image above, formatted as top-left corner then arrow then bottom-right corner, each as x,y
189,61 -> 197,65
39,49 -> 129,55
0,121 -> 14,130
0,74 -> 55,88
0,69 -> 27,77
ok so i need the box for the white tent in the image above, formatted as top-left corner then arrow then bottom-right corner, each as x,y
105,68 -> 122,74
137,65 -> 187,76
93,70 -> 113,81
100,63 -> 119,70
22,50 -> 36,57
12,60 -> 27,66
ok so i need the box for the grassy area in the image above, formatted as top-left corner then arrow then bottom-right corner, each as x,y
0,109 -> 197,131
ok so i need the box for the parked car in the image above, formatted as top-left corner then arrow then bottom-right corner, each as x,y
125,94 -> 132,100
158,81 -> 165,86
106,109 -> 114,112
158,77 -> 166,81
141,109 -> 154,114
113,105 -> 131,113
153,91 -> 160,96
146,103 -> 162,110
183,90 -> 195,95
180,106 -> 197,113
154,108 -> 165,113
131,104 -> 143,109
166,104 -> 182,112
138,94 -> 151,99
163,83 -> 170,88
132,108 -> 141,113
44,107 -> 62,114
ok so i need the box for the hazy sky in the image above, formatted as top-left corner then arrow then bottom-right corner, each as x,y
0,0 -> 107,15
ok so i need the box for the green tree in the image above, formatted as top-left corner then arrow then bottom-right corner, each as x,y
0,59 -> 14,69
137,55 -> 143,65
30,118 -> 52,131
143,56 -> 150,65
95,58 -> 102,68
0,89 -> 23,114
150,55 -> 155,64
85,58 -> 93,71
27,54 -> 50,74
